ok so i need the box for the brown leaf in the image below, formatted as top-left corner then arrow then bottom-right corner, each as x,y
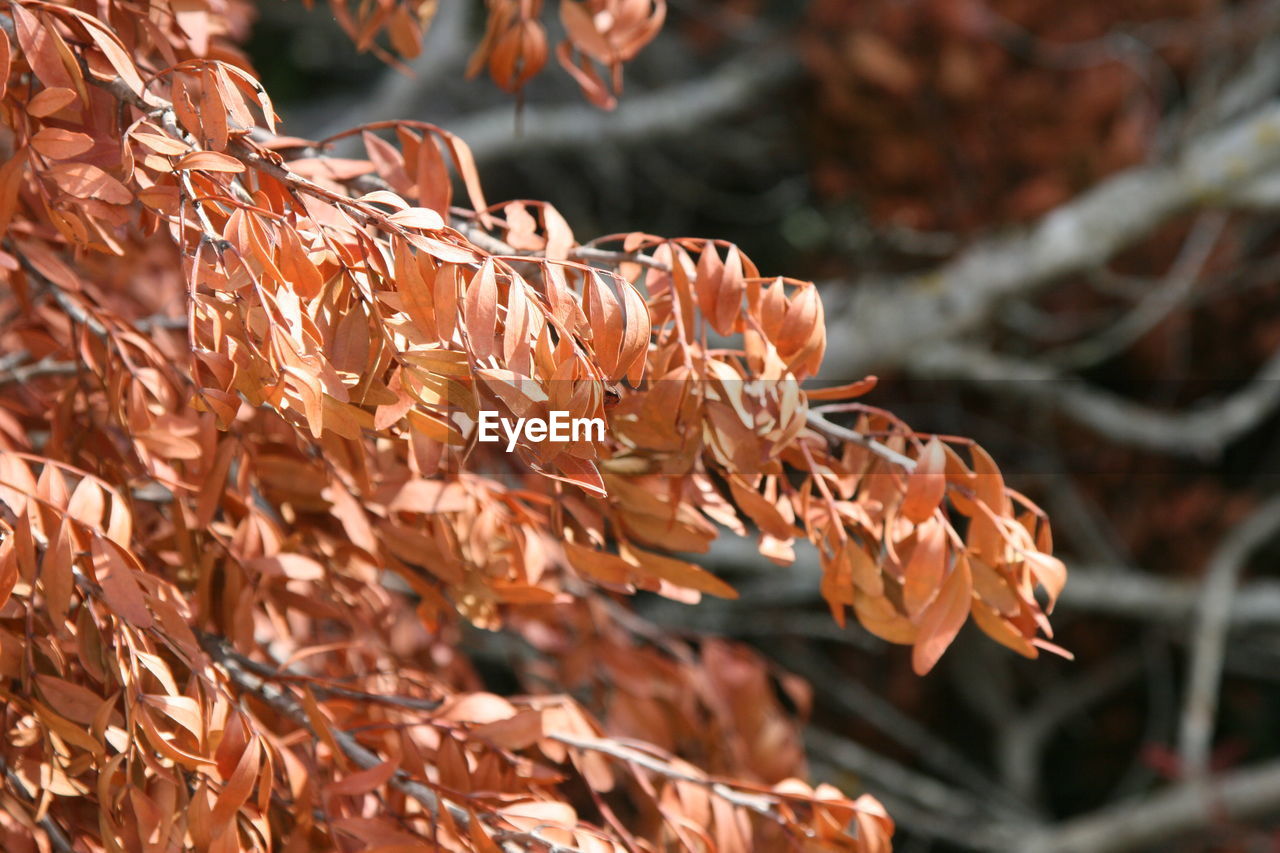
900,438 -> 946,524
464,260 -> 499,360
623,545 -> 738,599
27,87 -> 79,117
211,738 -> 260,832
912,553 -> 972,674
173,151 -> 245,173
902,517 -> 946,617
47,162 -> 132,203
31,127 -> 93,159
92,539 -> 153,628
326,758 -> 399,797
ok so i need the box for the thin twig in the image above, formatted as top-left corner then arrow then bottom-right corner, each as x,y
805,410 -> 918,470
568,246 -> 669,271
0,358 -> 81,387
197,632 -> 584,853
547,732 -> 778,819
197,632 -> 459,822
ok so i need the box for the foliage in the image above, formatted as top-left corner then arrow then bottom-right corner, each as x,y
313,0 -> 666,107
802,0 -> 1209,230
0,1 -> 1067,850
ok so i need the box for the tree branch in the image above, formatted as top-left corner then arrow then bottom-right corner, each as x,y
904,342 -> 1280,458
1021,757 -> 1280,853
805,728 -> 1032,833
0,358 -> 81,387
1040,211 -> 1227,369
821,99 -> 1280,377
446,51 -> 801,164
196,632 -> 468,827
1178,494 -> 1280,779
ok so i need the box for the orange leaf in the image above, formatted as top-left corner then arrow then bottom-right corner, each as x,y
585,271 -> 623,375
27,87 -> 78,117
623,545 -> 738,599
48,162 -> 131,204
0,538 -> 15,611
617,278 -> 651,385
474,709 -> 544,750
902,517 -> 946,618
464,260 -> 499,360
911,554 -> 973,674
173,151 -> 245,173
92,539 -> 153,628
439,692 -> 518,724
388,206 -> 445,231
31,127 -> 92,159
562,540 -> 632,585
415,133 -> 452,215
77,14 -> 145,94
326,758 -> 399,797
132,130 -> 189,156
900,438 -> 946,524
805,376 -> 878,401
211,739 -> 260,832
0,29 -> 9,100
726,476 -> 794,540
560,0 -> 614,63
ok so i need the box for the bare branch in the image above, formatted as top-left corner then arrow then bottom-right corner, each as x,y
805,410 -> 918,470
999,653 -> 1143,802
1021,757 -> 1280,853
447,51 -> 801,164
1042,211 -> 1227,369
822,99 -> 1280,377
773,645 -> 1024,812
1178,494 -> 1280,779
905,342 -> 1280,458
548,733 -> 777,819
805,728 -> 1033,832
0,358 -> 81,387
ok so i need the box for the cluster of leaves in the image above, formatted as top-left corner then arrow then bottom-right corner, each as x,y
801,0 -> 1209,230
0,0 -> 1065,849
468,0 -> 665,108
326,0 -> 665,107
